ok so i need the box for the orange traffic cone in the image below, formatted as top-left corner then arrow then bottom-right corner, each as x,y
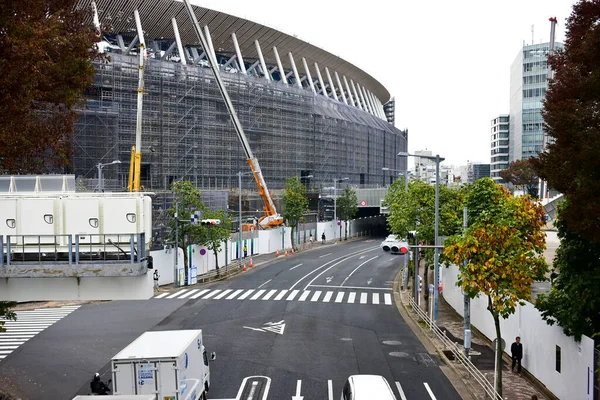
291,248 -> 295,255
243,262 -> 247,271
276,249 -> 279,257
285,250 -> 288,257
249,257 -> 254,268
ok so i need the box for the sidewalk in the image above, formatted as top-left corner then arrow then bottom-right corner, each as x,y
398,275 -> 554,400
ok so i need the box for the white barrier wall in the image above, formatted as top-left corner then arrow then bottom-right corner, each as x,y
442,263 -> 594,400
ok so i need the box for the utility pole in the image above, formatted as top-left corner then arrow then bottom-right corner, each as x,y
463,207 -> 471,358
174,200 -> 179,286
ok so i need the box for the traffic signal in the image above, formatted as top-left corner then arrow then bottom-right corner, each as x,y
200,219 -> 221,226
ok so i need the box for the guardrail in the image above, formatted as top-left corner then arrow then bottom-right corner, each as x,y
0,233 -> 146,266
408,296 -> 502,400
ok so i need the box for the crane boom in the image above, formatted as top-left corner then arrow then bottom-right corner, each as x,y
182,0 -> 283,228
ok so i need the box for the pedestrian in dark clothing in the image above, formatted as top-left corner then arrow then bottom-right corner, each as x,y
550,269 -> 558,284
511,336 -> 523,376
153,269 -> 160,292
90,373 -> 111,395
321,232 -> 326,244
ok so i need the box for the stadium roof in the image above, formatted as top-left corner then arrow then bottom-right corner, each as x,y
78,0 -> 391,103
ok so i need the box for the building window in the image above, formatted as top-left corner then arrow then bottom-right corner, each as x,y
555,345 -> 561,373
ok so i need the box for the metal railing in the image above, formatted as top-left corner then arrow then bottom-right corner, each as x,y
1,233 -> 146,266
408,296 -> 502,400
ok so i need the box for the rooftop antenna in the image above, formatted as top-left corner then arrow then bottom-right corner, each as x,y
531,25 -> 534,46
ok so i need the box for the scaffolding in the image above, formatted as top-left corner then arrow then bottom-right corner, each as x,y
73,53 -> 407,193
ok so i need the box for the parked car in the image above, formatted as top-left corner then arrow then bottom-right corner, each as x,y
341,375 -> 397,400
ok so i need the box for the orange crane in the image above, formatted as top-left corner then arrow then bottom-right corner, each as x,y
182,0 -> 283,229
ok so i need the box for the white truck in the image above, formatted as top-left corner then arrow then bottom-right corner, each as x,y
110,330 -> 215,400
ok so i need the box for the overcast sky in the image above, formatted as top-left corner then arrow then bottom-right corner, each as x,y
195,0 -> 576,167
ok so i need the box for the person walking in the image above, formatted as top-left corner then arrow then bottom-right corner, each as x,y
309,233 -> 313,247
321,232 -> 326,244
511,336 -> 523,376
243,244 -> 248,259
153,269 -> 160,292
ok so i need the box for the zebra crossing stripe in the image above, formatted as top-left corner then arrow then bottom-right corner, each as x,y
178,289 -> 200,299
286,290 -> 299,301
202,290 -> 222,299
335,292 -> 345,303
214,289 -> 233,299
274,290 -> 288,301
250,290 -> 266,300
261,289 -> 278,301
310,291 -> 322,302
166,290 -> 188,299
384,293 -> 392,305
190,289 -> 211,299
237,290 -> 255,300
372,293 -> 380,305
227,289 -> 244,299
298,291 -> 311,301
322,291 -> 334,302
360,293 -> 368,304
348,292 -> 356,303
154,293 -> 169,298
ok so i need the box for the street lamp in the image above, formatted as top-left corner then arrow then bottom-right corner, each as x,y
333,177 -> 349,240
238,171 -> 253,263
96,160 -> 121,192
397,151 -> 445,324
382,167 -> 409,191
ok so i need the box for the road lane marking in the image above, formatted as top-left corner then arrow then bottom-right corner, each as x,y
303,248 -> 380,291
238,290 -> 255,300
234,376 -> 271,400
384,293 -> 392,305
309,284 -> 392,291
202,290 -> 221,299
214,289 -> 233,299
340,255 -> 379,286
310,291 -> 322,302
294,380 -> 302,398
328,380 -> 333,400
395,382 -> 408,400
372,293 -> 380,304
274,290 -> 288,300
424,383 -> 437,399
298,291 -> 311,301
227,289 -> 244,299
177,289 -> 200,299
319,253 -> 332,258
289,246 -> 379,290
286,290 -> 300,301
154,292 -> 169,298
323,291 -> 334,302
0,346 -> 18,350
190,289 -> 211,299
261,289 -> 278,300
250,290 -> 266,300
360,293 -> 368,304
335,292 -> 345,303
348,292 -> 356,303
290,263 -> 303,270
257,279 -> 272,289
166,290 -> 188,299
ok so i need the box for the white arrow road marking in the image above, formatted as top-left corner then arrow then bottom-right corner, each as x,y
292,379 -> 304,400
258,279 -> 272,289
243,326 -> 265,332
326,276 -> 334,283
395,382 -> 408,400
424,383 -> 437,399
328,380 -> 333,400
319,253 -> 332,258
367,278 -> 373,285
290,263 -> 303,270
244,321 -> 286,335
340,256 -> 379,287
359,255 -> 366,259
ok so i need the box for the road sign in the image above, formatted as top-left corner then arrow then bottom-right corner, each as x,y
360,199 -> 367,206
199,248 -> 207,256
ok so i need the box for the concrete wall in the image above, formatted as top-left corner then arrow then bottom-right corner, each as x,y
0,273 -> 153,302
442,263 -> 594,400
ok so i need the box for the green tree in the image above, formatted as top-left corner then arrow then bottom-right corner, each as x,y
282,177 -> 309,251
168,181 -> 206,280
536,200 -> 600,341
337,187 -> 358,240
444,178 -> 548,397
0,0 -> 101,172
0,302 -> 17,333
532,0 -> 600,243
199,209 -> 233,276
500,159 -> 538,197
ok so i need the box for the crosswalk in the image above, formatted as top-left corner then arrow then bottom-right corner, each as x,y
0,305 -> 80,361
154,288 -> 394,306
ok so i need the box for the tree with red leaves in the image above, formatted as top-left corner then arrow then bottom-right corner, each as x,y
0,0 -> 100,173
533,0 -> 600,243
500,158 -> 539,197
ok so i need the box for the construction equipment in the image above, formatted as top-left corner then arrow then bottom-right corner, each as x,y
182,0 -> 284,229
128,11 -> 145,192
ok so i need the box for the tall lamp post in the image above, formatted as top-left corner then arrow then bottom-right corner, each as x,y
397,151 -> 445,324
96,160 -> 121,192
382,167 -> 409,191
333,177 -> 349,240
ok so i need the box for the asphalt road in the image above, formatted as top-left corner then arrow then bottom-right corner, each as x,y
0,239 -> 461,400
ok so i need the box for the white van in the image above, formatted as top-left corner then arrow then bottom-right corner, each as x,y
341,375 -> 397,400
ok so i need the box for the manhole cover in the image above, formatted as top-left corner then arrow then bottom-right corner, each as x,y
383,340 -> 402,346
389,352 -> 410,358
340,337 -> 353,341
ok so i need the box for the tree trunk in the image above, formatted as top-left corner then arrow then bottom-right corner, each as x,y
345,221 -> 348,240
423,261 -> 429,311
490,297 -> 503,397
213,248 -> 220,277
290,224 -> 296,251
